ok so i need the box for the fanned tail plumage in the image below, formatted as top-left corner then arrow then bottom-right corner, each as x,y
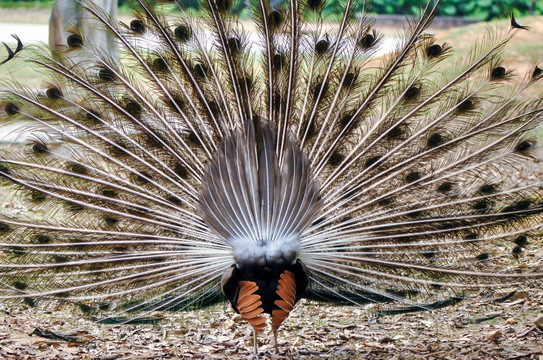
0,0 -> 542,353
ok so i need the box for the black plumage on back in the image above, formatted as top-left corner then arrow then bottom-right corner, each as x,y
0,0 -> 542,356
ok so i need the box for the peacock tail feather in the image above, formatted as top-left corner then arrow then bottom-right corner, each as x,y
0,0 -> 542,347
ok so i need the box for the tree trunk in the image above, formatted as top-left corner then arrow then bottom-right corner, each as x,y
49,0 -> 119,63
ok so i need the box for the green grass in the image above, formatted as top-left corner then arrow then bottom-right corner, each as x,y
0,5 -> 139,25
0,48 -> 47,90
0,1 -> 53,9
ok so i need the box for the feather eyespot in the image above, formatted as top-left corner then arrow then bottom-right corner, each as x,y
359,33 -> 375,49
207,100 -> 220,117
67,34 -> 83,48
215,0 -> 233,12
437,181 -> 453,193
174,25 -> 191,42
13,281 -> 27,290
187,132 -> 202,147
53,292 -> 70,299
0,222 -> 10,233
169,96 -> 185,111
130,19 -> 145,34
30,192 -> 46,202
65,201 -> 84,212
23,298 -> 36,307
340,112 -> 356,129
476,253 -> 490,261
272,53 -> 286,70
404,171 -> 420,183
306,0 -> 325,11
78,304 -> 94,315
167,196 -> 182,206
422,250 -> 436,259
328,151 -> 344,167
68,162 -> 88,175
387,125 -> 404,139
36,235 -> 51,244
153,58 -> 168,72
312,81 -> 328,99
472,200 -> 489,213
101,188 -> 117,198
109,139 -> 129,157
0,163 -> 9,177
134,171 -> 152,185
364,155 -> 381,169
98,68 -> 116,82
404,86 -> 419,100
465,232 -> 478,242
125,101 -> 142,118
84,111 -> 101,124
240,76 -> 252,91
104,217 -> 119,226
514,236 -> 528,247
305,121 -> 316,139
426,44 -> 442,58
502,200 -> 531,213
342,187 -> 356,201
193,63 -> 208,79
31,143 -> 49,155
53,255 -> 69,264
46,87 -> 62,100
9,246 -> 26,256
315,39 -> 330,55
406,210 -> 424,219
312,216 -> 325,226
342,72 -> 357,88
268,10 -> 283,28
478,184 -> 495,194
174,163 -> 189,179
427,133 -> 443,148
491,66 -> 506,79
457,98 -> 474,112
515,141 -> 531,153
227,37 -> 241,54
4,102 -> 19,115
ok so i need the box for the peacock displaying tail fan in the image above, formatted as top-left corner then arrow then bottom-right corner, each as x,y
1,0 -> 543,354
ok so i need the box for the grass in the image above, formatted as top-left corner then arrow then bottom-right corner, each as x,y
0,5 -> 138,25
437,16 -> 543,93
0,7 -> 51,23
0,48 -> 46,90
0,1 -> 54,9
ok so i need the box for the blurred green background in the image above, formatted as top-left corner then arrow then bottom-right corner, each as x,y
0,0 -> 542,20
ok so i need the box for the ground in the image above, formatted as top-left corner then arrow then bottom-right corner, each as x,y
0,293 -> 542,359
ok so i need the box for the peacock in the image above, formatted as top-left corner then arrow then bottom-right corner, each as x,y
0,0 -> 542,356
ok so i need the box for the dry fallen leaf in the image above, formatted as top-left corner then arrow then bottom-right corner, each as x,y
486,330 -> 502,341
535,314 -> 543,332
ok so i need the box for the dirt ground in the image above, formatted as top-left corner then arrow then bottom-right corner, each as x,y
0,292 -> 542,359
